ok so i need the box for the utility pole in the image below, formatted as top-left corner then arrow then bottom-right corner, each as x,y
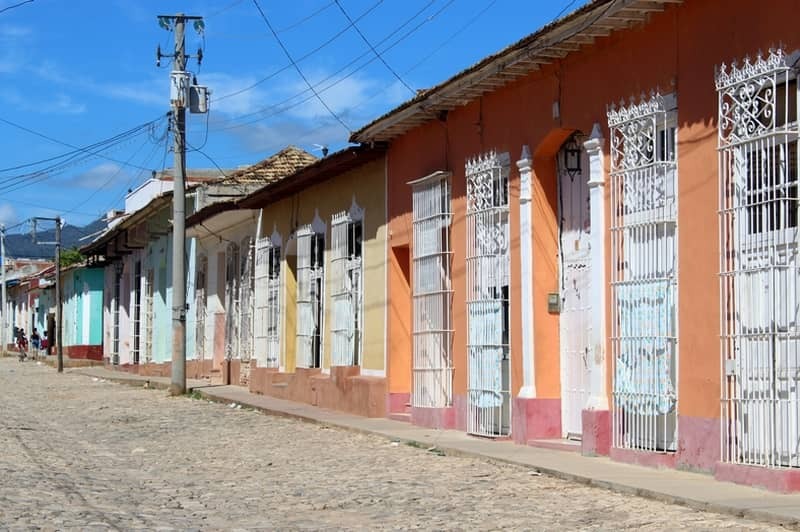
157,13 -> 205,395
55,217 -> 62,373
1,225 -> 6,357
32,216 -> 63,372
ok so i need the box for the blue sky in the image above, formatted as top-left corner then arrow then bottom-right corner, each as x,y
0,0 -> 583,231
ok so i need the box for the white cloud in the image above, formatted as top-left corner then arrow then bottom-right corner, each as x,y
0,89 -> 86,115
68,163 -> 129,189
0,24 -> 32,39
0,203 -> 18,226
30,61 -> 164,108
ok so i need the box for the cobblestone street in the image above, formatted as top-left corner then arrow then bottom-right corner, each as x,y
0,358 -> 783,530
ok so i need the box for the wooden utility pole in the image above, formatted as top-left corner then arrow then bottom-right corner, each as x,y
157,13 -> 204,395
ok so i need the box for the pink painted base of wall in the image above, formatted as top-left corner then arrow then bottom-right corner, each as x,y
715,462 -> 800,493
511,397 -> 561,444
581,409 -> 610,456
109,359 -> 214,379
610,447 -> 677,469
411,405 -> 457,429
249,365 -> 387,418
676,415 -> 719,473
386,392 -> 410,414
64,345 -> 103,361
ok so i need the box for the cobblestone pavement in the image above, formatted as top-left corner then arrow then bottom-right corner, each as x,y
0,359 -> 785,531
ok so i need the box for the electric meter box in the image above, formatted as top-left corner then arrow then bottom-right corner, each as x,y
189,85 -> 209,114
170,71 -> 191,107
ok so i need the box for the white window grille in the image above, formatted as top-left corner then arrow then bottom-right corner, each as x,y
239,236 -> 255,364
331,199 -> 365,367
295,216 -> 325,369
225,242 -> 240,361
255,229 -> 282,369
466,151 -> 511,437
410,172 -> 453,408
195,255 -> 207,362
234,237 -> 254,384
111,265 -> 122,365
131,260 -> 142,365
608,92 -> 679,452
144,269 -> 154,363
718,48 -> 800,468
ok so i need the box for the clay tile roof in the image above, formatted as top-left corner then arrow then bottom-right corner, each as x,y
222,145 -> 317,185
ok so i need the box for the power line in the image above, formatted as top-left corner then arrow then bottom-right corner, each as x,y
0,0 -> 33,15
276,1 -> 335,33
212,0 -> 447,131
250,0 -> 350,131
214,0 -> 384,104
333,0 -> 414,94
0,115 -> 167,173
0,120 -> 163,195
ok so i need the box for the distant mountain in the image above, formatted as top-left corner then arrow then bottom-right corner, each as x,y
4,218 -> 106,260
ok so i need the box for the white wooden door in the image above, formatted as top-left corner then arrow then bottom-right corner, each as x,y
558,142 -> 591,439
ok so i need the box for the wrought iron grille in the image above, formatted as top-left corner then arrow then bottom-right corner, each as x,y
225,242 -> 240,361
330,203 -> 364,367
608,92 -> 679,452
195,255 -> 207,363
466,151 -> 511,437
111,266 -> 121,365
144,269 -> 154,364
411,174 -> 453,408
238,237 -> 255,383
131,260 -> 141,365
254,234 -> 282,369
295,225 -> 325,369
718,48 -> 800,468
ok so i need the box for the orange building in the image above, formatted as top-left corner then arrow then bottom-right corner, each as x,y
352,0 -> 800,491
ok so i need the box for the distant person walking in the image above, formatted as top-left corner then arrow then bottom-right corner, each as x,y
16,328 -> 28,361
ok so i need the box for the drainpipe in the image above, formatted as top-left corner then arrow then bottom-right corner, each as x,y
516,145 -> 536,398
583,124 -> 608,411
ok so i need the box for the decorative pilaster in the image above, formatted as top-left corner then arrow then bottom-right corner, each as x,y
583,124 -> 608,411
516,145 -> 536,399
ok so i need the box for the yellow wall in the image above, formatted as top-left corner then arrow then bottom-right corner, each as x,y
259,157 -> 387,373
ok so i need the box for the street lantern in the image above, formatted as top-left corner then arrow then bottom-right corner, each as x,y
563,134 -> 582,178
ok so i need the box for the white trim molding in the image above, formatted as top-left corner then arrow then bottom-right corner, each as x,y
516,145 -> 536,399
584,123 -> 609,411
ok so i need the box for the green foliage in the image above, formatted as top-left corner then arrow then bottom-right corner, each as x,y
60,247 -> 84,267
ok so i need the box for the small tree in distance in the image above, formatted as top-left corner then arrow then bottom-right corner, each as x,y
60,247 -> 84,268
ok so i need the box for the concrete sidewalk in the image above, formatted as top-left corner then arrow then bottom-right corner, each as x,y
72,366 -> 800,528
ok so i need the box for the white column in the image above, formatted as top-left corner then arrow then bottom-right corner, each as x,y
516,145 -> 536,399
584,124 -> 609,411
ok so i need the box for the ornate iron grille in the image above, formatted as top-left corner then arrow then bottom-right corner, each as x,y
718,48 -> 800,468
295,222 -> 325,369
608,92 -> 678,452
331,201 -> 364,367
238,237 -> 255,383
131,260 -> 141,365
466,151 -> 511,437
411,173 -> 453,408
144,269 -> 154,364
195,255 -> 207,364
111,266 -> 121,365
254,232 -> 282,369
225,242 -> 240,361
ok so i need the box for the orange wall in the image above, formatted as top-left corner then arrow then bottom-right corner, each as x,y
385,0 -> 800,419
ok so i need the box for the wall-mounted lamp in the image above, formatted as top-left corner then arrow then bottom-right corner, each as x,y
563,134 -> 582,178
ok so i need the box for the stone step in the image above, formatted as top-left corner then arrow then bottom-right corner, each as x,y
388,412 -> 411,423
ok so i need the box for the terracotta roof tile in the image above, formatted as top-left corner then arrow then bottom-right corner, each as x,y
222,145 -> 317,185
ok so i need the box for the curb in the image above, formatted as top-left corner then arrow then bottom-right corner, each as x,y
71,370 -> 800,529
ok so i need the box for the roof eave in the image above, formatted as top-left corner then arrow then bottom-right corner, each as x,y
351,0 -> 680,143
